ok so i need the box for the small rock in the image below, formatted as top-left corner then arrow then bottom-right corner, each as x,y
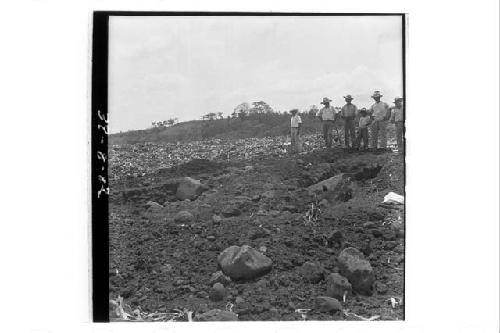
250,227 -> 271,240
327,230 -> 344,247
217,245 -> 273,280
207,235 -> 216,242
251,195 -> 261,202
221,206 -> 241,217
209,282 -> 226,302
363,221 -> 376,228
261,300 -> 271,310
195,309 -> 238,321
257,209 -> 267,216
299,261 -> 324,283
270,210 -> 280,217
337,247 -> 375,295
145,201 -> 163,210
212,215 -> 222,224
384,241 -> 398,250
209,271 -> 231,286
319,199 -> 329,207
326,273 -> 352,301
314,296 -> 342,312
291,256 -> 304,266
283,205 -> 298,213
255,279 -> 268,288
371,229 -> 384,238
360,243 -> 373,256
174,210 -> 194,223
176,177 -> 208,201
235,296 -> 244,304
261,190 -> 275,199
374,281 -> 389,295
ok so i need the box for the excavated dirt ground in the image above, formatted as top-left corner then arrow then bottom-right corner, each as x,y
109,147 -> 405,321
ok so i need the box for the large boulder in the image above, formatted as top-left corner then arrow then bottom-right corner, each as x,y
195,309 -> 238,321
217,245 -> 272,280
326,273 -> 352,300
175,177 -> 208,201
307,174 -> 352,202
337,247 -> 375,295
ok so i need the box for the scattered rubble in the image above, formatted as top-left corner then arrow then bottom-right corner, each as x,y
109,140 -> 405,321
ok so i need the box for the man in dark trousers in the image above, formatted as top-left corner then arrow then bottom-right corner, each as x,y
289,108 -> 302,154
340,94 -> 357,148
390,97 -> 404,152
318,97 -> 336,148
356,108 -> 371,150
369,90 -> 391,149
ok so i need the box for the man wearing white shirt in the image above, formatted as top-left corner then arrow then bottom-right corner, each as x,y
317,97 -> 336,148
341,94 -> 358,148
290,109 -> 302,154
369,91 -> 391,149
390,97 -> 404,152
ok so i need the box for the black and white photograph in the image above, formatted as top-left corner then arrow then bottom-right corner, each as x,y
1,0 -> 499,332
2,0 -> 500,331
98,13 -> 406,322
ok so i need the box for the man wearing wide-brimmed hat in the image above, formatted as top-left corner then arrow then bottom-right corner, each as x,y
340,94 -> 358,148
390,97 -> 404,152
317,97 -> 336,148
289,108 -> 302,154
369,90 -> 391,149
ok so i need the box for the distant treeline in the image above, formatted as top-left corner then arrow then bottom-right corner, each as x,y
109,111 -> 336,145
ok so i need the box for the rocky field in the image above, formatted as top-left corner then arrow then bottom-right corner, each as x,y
108,134 -> 405,321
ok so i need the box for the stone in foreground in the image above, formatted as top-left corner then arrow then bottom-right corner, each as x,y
174,210 -> 194,223
337,247 -> 375,295
145,201 -> 163,210
176,177 -> 208,201
326,273 -> 352,300
307,173 -> 352,202
209,282 -> 226,302
314,296 -> 342,313
217,245 -> 272,280
299,261 -> 325,283
209,271 -> 231,286
195,309 -> 239,321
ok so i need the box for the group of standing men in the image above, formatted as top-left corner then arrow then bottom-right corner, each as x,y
290,90 -> 404,153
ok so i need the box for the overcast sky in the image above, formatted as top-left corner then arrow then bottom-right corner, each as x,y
109,16 -> 403,133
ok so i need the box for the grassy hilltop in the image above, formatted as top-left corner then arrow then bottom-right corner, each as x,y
109,113 -> 332,145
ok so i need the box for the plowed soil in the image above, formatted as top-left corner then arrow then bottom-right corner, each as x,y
109,147 -> 405,321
